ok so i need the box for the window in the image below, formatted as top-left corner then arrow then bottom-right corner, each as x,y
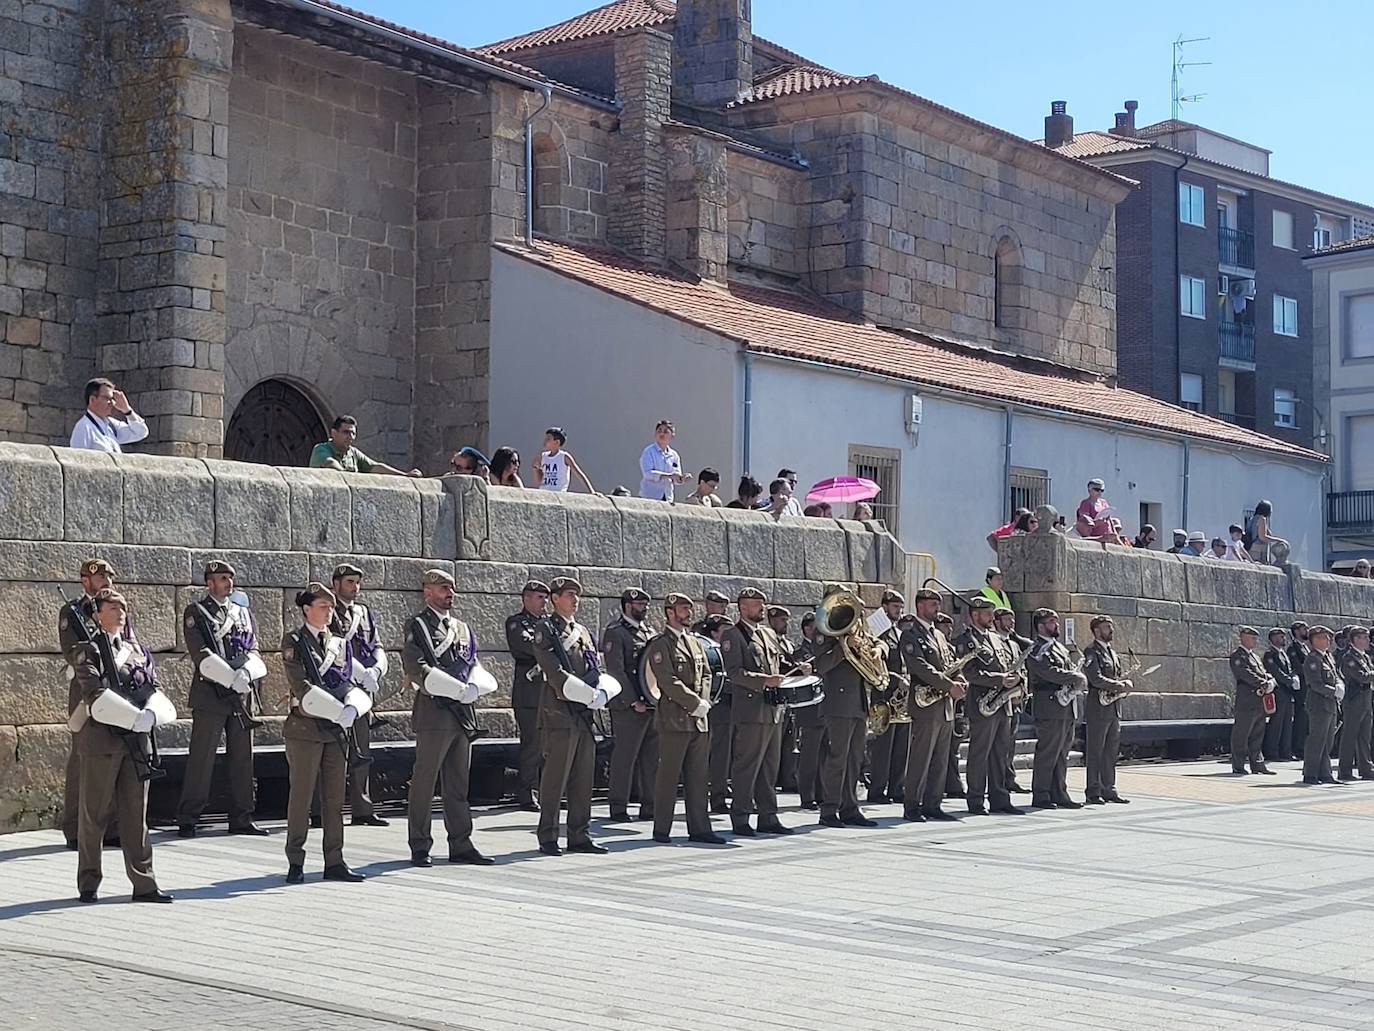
1273,389 -> 1296,428
1180,373 -> 1202,411
1217,369 -> 1235,417
1009,466 -> 1051,515
1314,227 -> 1332,250
1346,293 -> 1374,360
1349,415 -> 1374,490
1180,275 -> 1207,319
848,445 -> 899,527
1272,209 -> 1293,249
1273,294 -> 1298,337
1178,182 -> 1205,226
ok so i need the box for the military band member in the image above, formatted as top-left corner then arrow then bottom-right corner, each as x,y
793,611 -> 825,809
935,611 -> 966,799
866,590 -> 909,804
769,605 -> 801,794
1302,626 -> 1343,786
1338,627 -> 1374,781
995,607 -> 1032,794
603,588 -> 658,822
176,560 -> 267,838
59,558 -> 120,851
1026,608 -> 1086,809
72,589 -> 173,903
1082,615 -> 1130,803
900,589 -> 966,822
1287,621 -> 1312,761
403,569 -> 494,867
698,589 -> 733,812
282,583 -> 367,884
812,587 -> 877,828
956,597 -> 1021,815
720,587 -> 794,836
330,563 -> 389,827
1229,626 -> 1277,776
532,577 -> 612,855
647,594 -> 725,845
1263,628 -> 1299,762
505,580 -> 550,811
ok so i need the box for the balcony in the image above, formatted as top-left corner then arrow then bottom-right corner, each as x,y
1219,226 -> 1254,269
1219,322 -> 1255,369
1329,491 -> 1374,531
1219,411 -> 1255,429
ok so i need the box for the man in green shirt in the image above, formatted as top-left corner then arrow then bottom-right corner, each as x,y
309,415 -> 422,477
979,567 -> 1012,612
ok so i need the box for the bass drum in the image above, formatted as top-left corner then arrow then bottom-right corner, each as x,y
693,633 -> 728,703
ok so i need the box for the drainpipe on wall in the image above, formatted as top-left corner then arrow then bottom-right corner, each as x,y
1181,437 -> 1191,530
1002,406 -> 1014,522
523,86 -> 552,249
742,350 -> 754,474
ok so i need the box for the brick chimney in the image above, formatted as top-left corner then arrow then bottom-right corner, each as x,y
1044,100 -> 1073,148
672,0 -> 753,108
1110,99 -> 1138,137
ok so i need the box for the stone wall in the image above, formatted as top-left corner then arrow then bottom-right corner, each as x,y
727,150 -> 802,280
999,533 -> 1374,721
0,443 -> 902,832
529,96 -> 612,243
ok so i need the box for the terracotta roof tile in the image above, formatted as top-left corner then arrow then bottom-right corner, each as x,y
499,240 -> 1324,463
742,64 -> 875,102
1036,130 -> 1151,160
1310,233 -> 1374,258
480,0 -> 673,54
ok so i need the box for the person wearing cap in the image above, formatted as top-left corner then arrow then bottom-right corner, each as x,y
792,611 -> 826,809
995,608 -> 1033,794
1075,479 -> 1111,539
1025,608 -> 1087,809
1303,626 -> 1344,785
767,606 -> 802,795
176,559 -> 267,838
1262,628 -> 1298,763
1179,531 -> 1206,557
71,588 -> 174,904
955,596 -> 1022,816
1338,628 -> 1374,781
1165,530 -> 1188,555
934,611 -> 967,799
898,589 -> 967,823
329,563 -> 389,828
1082,616 -> 1131,803
979,568 -> 1011,613
811,587 -> 879,829
720,586 -> 797,836
505,580 -> 551,811
603,588 -> 659,823
531,577 -> 609,855
644,594 -> 726,845
402,569 -> 493,867
447,446 -> 490,478
865,589 -> 909,805
310,414 -> 422,477
1287,622 -> 1312,757
58,558 -> 123,851
696,589 -> 734,812
282,582 -> 367,885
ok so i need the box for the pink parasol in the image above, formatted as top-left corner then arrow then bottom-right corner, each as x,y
805,476 -> 881,504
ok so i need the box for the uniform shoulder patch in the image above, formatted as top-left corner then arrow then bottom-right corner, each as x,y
721,638 -> 732,653
185,614 -> 195,628
652,650 -> 664,664
60,615 -> 69,631
603,639 -> 614,654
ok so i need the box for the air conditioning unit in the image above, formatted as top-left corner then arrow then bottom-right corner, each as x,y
1229,277 -> 1256,300
1218,274 -> 1230,296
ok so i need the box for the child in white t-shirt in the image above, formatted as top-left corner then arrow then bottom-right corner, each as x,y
533,426 -> 598,494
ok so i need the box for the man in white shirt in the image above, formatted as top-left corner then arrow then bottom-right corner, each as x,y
776,469 -> 804,517
639,420 -> 686,500
69,378 -> 148,453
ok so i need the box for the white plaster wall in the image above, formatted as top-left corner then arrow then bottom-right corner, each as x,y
1325,261 -> 1374,491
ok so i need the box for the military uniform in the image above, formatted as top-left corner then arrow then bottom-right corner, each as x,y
812,629 -> 873,825
866,619 -> 909,803
1230,636 -> 1276,774
58,579 -> 118,848
1025,627 -> 1085,808
1287,633 -> 1311,757
505,588 -> 548,807
792,629 -> 825,807
698,593 -> 735,813
645,615 -> 715,840
1262,637 -> 1298,761
774,622 -> 800,794
602,597 -> 657,821
956,615 -> 1017,814
1082,633 -> 1129,802
1303,639 -> 1342,784
900,614 -> 960,819
1338,643 -> 1374,779
1001,623 -> 1032,791
720,600 -> 786,833
331,583 -> 388,824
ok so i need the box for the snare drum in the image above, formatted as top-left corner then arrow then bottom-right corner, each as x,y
766,673 -> 824,708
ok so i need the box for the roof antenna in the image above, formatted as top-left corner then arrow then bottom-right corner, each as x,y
1171,35 -> 1210,124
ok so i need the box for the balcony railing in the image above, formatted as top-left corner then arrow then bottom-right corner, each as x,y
1219,411 -> 1255,429
1219,226 -> 1255,268
1219,322 -> 1255,365
1329,491 -> 1374,530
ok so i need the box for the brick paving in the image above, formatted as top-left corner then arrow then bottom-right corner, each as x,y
5,759 -> 1374,1031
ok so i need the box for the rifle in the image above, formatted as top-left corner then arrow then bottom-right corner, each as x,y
292,630 -> 368,767
336,604 -> 392,729
189,599 -> 263,730
410,615 -> 483,741
537,617 -> 599,737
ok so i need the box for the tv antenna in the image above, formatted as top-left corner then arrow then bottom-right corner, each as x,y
1172,35 -> 1210,122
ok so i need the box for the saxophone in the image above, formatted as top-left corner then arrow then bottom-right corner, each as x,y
1052,642 -> 1089,707
913,646 -> 983,707
976,648 -> 1031,717
1097,649 -> 1161,705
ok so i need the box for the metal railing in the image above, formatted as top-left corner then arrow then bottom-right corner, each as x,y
1218,226 -> 1254,268
905,552 -> 937,597
1219,321 -> 1255,364
1220,411 -> 1255,428
1328,491 -> 1374,530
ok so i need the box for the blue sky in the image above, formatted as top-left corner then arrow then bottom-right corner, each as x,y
343,0 -> 1372,203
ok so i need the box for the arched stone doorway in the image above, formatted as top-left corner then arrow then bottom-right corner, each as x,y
224,378 -> 327,467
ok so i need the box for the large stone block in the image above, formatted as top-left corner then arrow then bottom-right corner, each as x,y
842,521 -> 878,584
871,529 -> 903,587
1145,617 -> 1188,657
191,548 -> 309,587
446,474 -> 489,560
0,581 -> 71,653
8,723 -> 67,831
417,477 -> 458,559
643,570 -> 704,602
1339,577 -> 1374,618
771,578 -> 823,606
0,655 -> 68,725
771,520 -> 807,581
1119,692 -> 1163,721
725,514 -> 774,579
1159,692 -> 1230,720
207,459 -> 291,550
614,496 -> 672,570
308,553 -> 388,585
1189,622 -> 1241,659
566,493 -> 623,568
1192,655 -> 1234,695
1067,594 -> 1138,618
575,566 -> 644,598
1002,533 -> 1073,593
56,448 -> 123,544
351,478 -> 421,557
802,521 -> 849,582
114,453 -> 214,547
1136,599 -> 1183,620
288,467 -> 353,553
1289,567 -> 1341,616
671,505 -> 728,574
123,584 -> 178,652
451,561 -> 530,595
448,591 -> 515,654
351,588 -> 425,652
0,443 -> 62,541
485,488 -> 569,565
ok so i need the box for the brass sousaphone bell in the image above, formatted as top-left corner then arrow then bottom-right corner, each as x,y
815,590 -> 900,734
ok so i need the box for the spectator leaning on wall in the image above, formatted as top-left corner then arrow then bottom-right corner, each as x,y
310,415 -> 421,476
70,378 -> 149,453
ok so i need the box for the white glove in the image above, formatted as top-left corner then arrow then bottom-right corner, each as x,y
588,688 -> 609,710
1290,676 -> 1300,692
132,709 -> 156,733
339,705 -> 358,730
458,683 -> 481,705
363,665 -> 382,695
691,700 -> 710,718
231,668 -> 253,695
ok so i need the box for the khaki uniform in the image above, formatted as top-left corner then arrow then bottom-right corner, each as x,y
900,620 -> 958,817
1287,639 -> 1311,756
603,616 -> 658,819
282,628 -> 349,870
957,625 -> 1016,811
1004,630 -> 1032,788
776,635 -> 800,793
71,639 -> 159,897
1230,646 -> 1275,773
792,633 -> 825,806
1263,646 -> 1299,761
1338,648 -> 1374,779
812,632 -> 871,820
645,628 -> 712,837
505,609 -> 544,801
403,608 -> 480,856
330,601 -> 384,821
866,624 -> 909,802
720,620 -> 784,826
1304,649 -> 1342,782
532,615 -> 600,847
58,596 -> 116,846
1026,636 -> 1082,805
1082,640 -> 1127,799
176,596 -> 258,830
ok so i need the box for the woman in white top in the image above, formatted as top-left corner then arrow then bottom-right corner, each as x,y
532,427 -> 598,493
1223,523 -> 1253,562
638,420 -> 686,501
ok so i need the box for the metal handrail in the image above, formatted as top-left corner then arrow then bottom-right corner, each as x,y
922,575 -> 970,612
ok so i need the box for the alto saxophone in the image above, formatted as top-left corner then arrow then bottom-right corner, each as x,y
1098,649 -> 1161,705
976,650 -> 1031,717
913,646 -> 984,708
1053,643 -> 1089,707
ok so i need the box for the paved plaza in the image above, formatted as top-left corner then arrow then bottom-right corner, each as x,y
5,760 -> 1374,1031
